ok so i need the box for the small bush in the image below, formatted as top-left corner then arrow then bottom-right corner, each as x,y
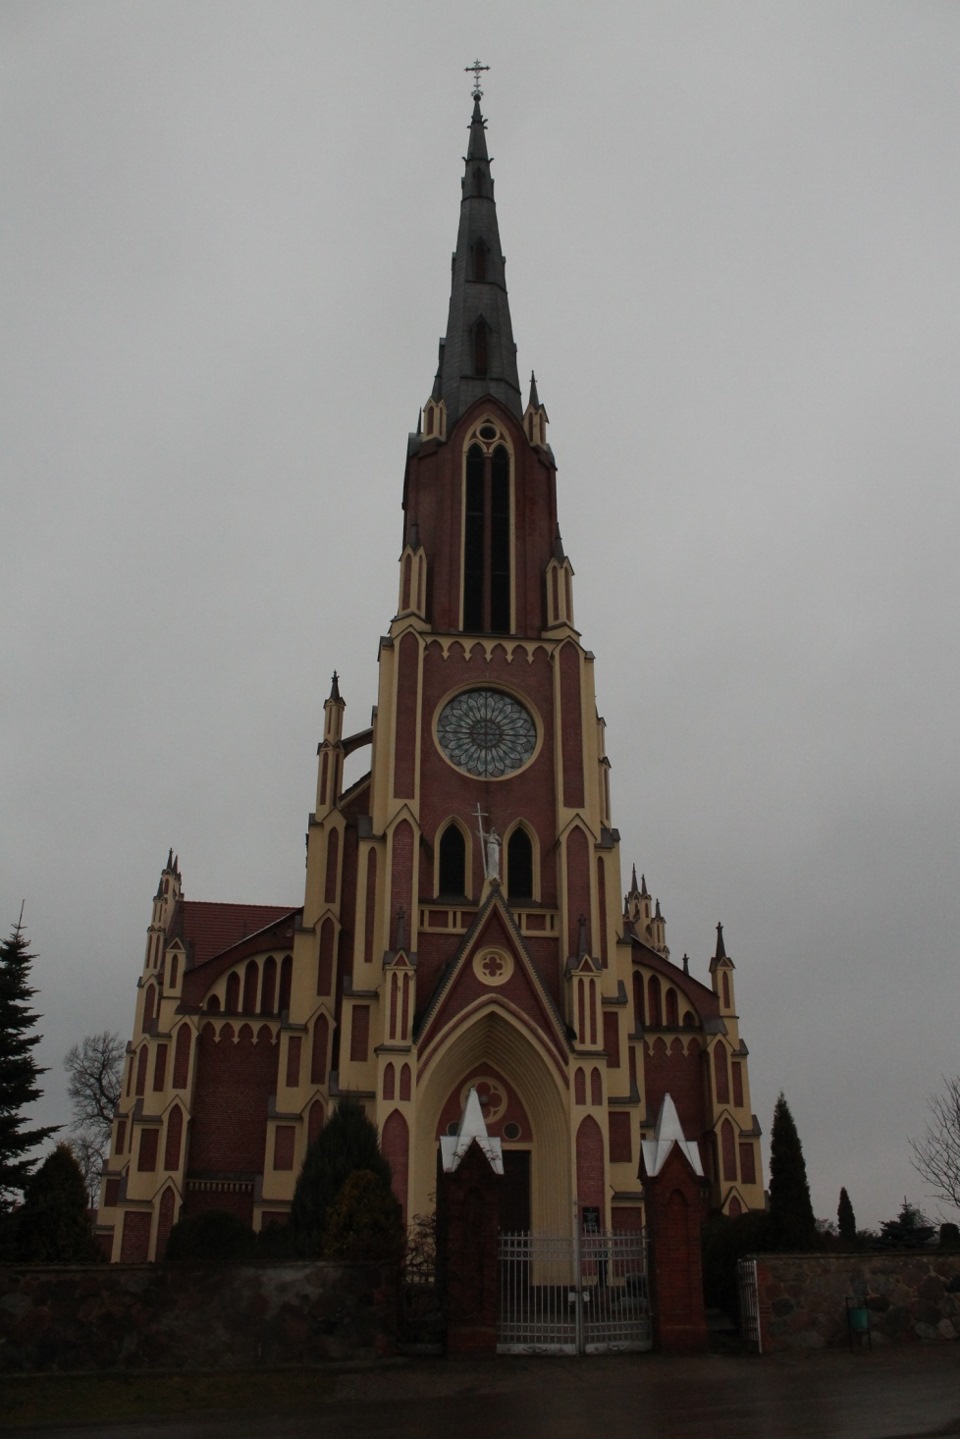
164,1208 -> 257,1262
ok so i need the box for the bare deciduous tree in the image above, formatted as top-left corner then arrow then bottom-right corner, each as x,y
64,1031 -> 124,1200
910,1076 -> 960,1215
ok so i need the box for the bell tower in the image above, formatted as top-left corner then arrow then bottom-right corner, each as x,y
283,78 -> 647,1236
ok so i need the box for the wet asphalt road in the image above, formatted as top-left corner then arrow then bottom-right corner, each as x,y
7,1346 -> 960,1439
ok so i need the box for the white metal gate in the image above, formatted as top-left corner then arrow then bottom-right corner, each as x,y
497,1230 -> 652,1354
737,1257 -> 762,1353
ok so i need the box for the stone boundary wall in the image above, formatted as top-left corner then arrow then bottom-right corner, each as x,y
754,1252 -> 960,1350
0,1260 -> 395,1372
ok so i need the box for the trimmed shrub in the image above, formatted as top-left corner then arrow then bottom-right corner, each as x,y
164,1208 -> 257,1262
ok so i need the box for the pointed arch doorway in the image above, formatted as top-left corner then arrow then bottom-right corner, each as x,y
416,1008 -> 569,1236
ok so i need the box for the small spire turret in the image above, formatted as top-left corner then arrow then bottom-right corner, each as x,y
524,369 -> 549,447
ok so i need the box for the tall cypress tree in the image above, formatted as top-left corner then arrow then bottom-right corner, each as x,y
837,1186 -> 857,1243
0,918 -> 57,1213
768,1091 -> 816,1250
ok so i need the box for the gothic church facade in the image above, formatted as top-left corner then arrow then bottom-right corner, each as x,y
98,94 -> 763,1263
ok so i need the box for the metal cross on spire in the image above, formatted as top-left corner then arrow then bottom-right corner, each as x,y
465,58 -> 490,100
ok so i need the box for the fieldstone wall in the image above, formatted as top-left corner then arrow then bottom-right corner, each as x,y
755,1252 -> 960,1350
0,1260 -> 395,1372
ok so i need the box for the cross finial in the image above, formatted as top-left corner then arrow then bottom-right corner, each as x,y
466,58 -> 490,100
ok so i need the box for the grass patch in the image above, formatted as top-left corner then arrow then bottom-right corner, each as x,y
1,1368 -> 340,1428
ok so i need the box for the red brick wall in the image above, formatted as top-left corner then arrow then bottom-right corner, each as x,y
324,829 -> 340,904
393,633 -> 419,799
120,1211 -> 151,1263
390,821 -> 414,948
311,1015 -> 328,1084
285,1035 -> 301,1088
575,1115 -> 604,1212
273,1126 -> 295,1171
317,919 -> 334,996
416,640 -> 559,912
163,1106 -> 183,1171
350,1006 -> 370,1063
381,1108 -> 409,1222
156,1188 -> 176,1259
603,1010 -> 620,1067
644,1036 -> 705,1140
362,850 -> 377,967
559,642 -> 584,808
172,1024 -> 191,1089
189,1022 -> 277,1176
609,1111 -> 632,1163
566,827 -> 591,959
137,1130 -> 158,1172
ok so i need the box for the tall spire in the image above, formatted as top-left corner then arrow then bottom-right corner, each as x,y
434,73 -> 522,427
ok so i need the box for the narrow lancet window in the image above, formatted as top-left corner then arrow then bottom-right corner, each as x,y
507,828 -> 534,900
438,823 -> 466,897
462,441 -> 511,634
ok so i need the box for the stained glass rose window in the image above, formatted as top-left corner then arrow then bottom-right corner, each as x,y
436,689 -> 536,778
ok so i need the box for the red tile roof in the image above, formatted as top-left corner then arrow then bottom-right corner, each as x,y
177,901 -> 300,968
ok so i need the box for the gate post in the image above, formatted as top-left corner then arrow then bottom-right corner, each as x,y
437,1087 -> 503,1355
641,1094 -> 710,1354
438,1139 -> 503,1353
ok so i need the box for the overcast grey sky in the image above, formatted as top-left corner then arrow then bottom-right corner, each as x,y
3,2 -> 959,1231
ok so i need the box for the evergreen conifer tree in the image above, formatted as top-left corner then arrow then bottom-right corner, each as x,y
837,1186 -> 856,1243
16,1143 -> 101,1262
289,1098 -> 392,1256
768,1091 -> 816,1250
0,919 -> 57,1212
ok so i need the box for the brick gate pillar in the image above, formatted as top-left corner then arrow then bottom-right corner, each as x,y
640,1093 -> 709,1354
437,1086 -> 504,1355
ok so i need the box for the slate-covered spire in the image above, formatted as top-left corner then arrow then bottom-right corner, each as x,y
436,92 -> 522,427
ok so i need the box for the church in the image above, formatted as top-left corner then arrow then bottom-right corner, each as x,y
98,86 -> 764,1263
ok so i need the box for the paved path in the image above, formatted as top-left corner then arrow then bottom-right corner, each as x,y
8,1347 -> 960,1439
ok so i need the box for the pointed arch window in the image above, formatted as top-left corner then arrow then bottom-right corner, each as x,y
463,442 -> 511,633
438,823 -> 466,897
507,827 -> 533,900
